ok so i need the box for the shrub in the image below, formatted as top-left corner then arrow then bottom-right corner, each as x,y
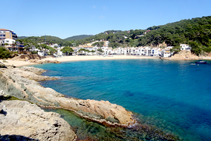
0,47 -> 11,59
189,41 -> 202,56
31,51 -> 38,54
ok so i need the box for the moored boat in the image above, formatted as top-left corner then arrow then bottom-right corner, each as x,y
195,60 -> 207,64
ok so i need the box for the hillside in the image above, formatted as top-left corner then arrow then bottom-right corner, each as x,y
74,16 -> 211,55
17,36 -> 28,39
18,35 -> 71,46
17,16 -> 211,55
65,35 -> 93,41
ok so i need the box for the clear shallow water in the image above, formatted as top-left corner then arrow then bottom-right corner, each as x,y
35,59 -> 211,140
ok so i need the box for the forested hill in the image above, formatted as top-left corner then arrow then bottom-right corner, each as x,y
18,16 -> 211,55
17,36 -> 28,39
74,16 -> 211,54
17,35 -> 74,46
64,35 -> 93,41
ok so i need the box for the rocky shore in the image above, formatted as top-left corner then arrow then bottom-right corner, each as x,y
161,50 -> 211,60
12,54 -> 61,64
0,66 -> 136,127
0,99 -> 77,141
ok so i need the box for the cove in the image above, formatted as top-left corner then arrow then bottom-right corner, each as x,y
35,59 -> 211,140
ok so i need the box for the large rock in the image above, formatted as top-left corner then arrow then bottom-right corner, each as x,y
0,100 -> 77,141
20,66 -> 46,75
166,50 -> 199,60
7,67 -> 58,81
12,54 -> 42,61
0,67 -> 135,127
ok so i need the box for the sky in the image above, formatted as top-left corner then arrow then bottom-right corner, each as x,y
1,0 -> 211,39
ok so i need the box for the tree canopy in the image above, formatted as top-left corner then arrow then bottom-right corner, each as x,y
92,42 -> 104,47
64,35 -> 93,41
61,46 -> 74,55
0,47 -> 11,59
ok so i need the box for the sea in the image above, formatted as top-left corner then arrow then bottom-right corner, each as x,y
34,59 -> 211,140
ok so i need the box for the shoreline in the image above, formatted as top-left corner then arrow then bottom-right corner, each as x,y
2,55 -> 211,67
1,55 -> 159,67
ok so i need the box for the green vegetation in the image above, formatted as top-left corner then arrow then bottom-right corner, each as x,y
78,48 -> 90,54
18,36 -> 70,46
61,46 -> 74,55
18,16 -> 211,56
17,36 -> 28,39
97,49 -> 103,53
170,46 -> 181,54
138,16 -> 211,55
75,16 -> 211,55
92,42 -> 104,47
31,51 -> 38,54
47,47 -> 57,55
64,35 -> 93,41
0,47 -> 11,59
0,95 -> 22,101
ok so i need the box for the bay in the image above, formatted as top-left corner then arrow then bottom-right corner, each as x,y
35,59 -> 211,140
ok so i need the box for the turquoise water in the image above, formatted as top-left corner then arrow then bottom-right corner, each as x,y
35,59 -> 211,140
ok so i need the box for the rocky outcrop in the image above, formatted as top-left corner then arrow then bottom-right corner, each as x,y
163,50 -> 199,60
0,100 -> 77,141
20,66 -> 46,75
12,54 -> 42,61
6,66 -> 58,81
0,67 -> 135,127
30,59 -> 61,64
12,54 -> 60,64
0,62 -> 7,68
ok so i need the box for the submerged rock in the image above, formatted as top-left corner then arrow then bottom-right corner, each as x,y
0,100 -> 77,141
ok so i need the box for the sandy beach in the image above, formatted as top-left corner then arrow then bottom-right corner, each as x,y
1,55 -> 158,67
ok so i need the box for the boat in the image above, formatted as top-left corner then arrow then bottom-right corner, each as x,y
195,60 -> 207,64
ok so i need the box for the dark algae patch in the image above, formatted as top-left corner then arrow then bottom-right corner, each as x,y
0,95 -> 23,101
43,108 -> 181,141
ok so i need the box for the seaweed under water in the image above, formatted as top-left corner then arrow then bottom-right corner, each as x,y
43,108 -> 181,141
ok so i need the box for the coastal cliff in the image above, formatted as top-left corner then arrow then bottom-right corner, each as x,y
0,66 -> 135,127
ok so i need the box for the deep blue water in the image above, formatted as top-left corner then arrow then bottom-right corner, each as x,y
35,59 -> 211,140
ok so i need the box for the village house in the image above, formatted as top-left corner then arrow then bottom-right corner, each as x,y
49,43 -> 59,48
161,46 -> 174,57
0,29 -> 17,51
180,44 -> 191,51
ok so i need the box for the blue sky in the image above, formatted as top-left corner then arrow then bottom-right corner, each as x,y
1,0 -> 211,39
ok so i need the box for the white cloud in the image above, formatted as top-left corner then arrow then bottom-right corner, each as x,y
92,6 -> 96,9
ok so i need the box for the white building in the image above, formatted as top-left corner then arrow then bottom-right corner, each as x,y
103,47 -> 113,55
56,48 -> 63,56
49,43 -> 59,48
0,29 -> 18,51
161,50 -> 171,57
143,47 -> 152,56
38,50 -> 47,57
161,46 -> 174,57
2,39 -> 16,51
1,38 -> 15,45
151,47 -> 159,56
180,44 -> 191,51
